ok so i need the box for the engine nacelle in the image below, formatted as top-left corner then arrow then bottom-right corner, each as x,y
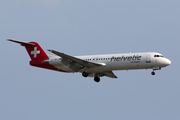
42,58 -> 62,65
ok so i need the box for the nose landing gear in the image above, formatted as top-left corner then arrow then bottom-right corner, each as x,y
151,67 -> 161,76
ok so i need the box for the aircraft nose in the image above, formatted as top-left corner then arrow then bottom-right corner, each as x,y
165,59 -> 171,66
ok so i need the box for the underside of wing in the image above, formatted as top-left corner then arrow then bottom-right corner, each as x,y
48,49 -> 104,72
95,71 -> 118,78
103,71 -> 118,78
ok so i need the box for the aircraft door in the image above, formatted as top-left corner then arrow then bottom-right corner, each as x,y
146,55 -> 151,63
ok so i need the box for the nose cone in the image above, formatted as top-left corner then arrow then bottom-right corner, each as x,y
165,59 -> 171,66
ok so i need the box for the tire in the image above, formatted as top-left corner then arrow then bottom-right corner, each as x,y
94,77 -> 100,82
82,72 -> 88,77
151,71 -> 155,75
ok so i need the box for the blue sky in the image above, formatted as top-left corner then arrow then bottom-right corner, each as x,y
1,0 -> 180,120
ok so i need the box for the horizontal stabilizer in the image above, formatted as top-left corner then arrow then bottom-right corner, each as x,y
7,39 -> 35,46
8,39 -> 49,60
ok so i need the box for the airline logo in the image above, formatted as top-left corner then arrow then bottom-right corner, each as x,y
111,55 -> 142,61
31,47 -> 40,58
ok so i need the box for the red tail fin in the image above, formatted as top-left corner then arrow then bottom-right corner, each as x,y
8,39 -> 68,72
7,39 -> 49,61
25,42 -> 49,61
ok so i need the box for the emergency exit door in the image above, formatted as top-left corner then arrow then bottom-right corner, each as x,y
146,55 -> 151,63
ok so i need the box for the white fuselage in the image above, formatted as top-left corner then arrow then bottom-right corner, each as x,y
48,52 -> 171,73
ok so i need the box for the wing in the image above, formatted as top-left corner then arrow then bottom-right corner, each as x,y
103,71 -> 118,78
95,71 -> 118,78
48,49 -> 105,72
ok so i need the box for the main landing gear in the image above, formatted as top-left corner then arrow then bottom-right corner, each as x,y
82,71 -> 88,77
94,76 -> 100,82
82,71 -> 100,82
151,71 -> 155,75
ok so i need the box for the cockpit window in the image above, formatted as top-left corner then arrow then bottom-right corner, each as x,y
154,55 -> 164,58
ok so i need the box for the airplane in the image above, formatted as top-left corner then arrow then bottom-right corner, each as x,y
8,39 -> 171,82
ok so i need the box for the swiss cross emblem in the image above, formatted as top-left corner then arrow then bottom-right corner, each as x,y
31,47 -> 40,58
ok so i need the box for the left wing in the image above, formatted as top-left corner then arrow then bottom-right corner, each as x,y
103,71 -> 118,78
95,71 -> 118,78
48,49 -> 105,71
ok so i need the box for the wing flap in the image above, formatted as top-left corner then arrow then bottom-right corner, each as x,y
68,62 -> 83,72
61,58 -> 83,72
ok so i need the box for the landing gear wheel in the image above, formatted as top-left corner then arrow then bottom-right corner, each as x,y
151,71 -> 155,75
82,71 -> 88,77
94,77 -> 100,82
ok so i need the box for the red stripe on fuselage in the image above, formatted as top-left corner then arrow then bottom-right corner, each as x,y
30,60 -> 69,73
